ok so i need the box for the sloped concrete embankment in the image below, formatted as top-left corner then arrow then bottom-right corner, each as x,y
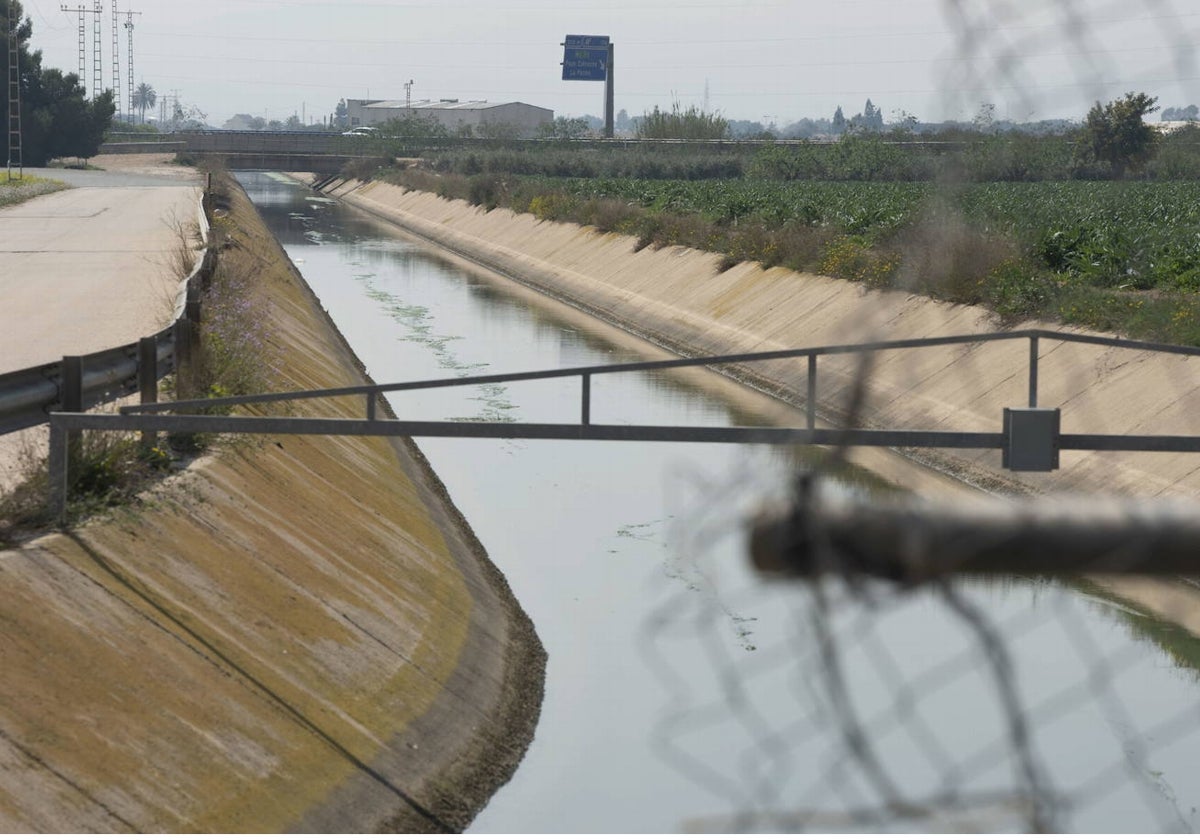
0,177 -> 544,831
314,178 -> 1200,502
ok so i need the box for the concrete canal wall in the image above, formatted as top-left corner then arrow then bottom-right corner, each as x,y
0,176 -> 543,831
312,177 -> 1200,502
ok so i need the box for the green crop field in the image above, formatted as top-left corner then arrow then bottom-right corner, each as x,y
525,177 -> 1200,298
386,156 -> 1200,345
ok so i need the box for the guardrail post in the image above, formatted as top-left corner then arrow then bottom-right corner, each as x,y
138,337 -> 158,451
61,356 -> 83,485
1029,334 -> 1040,408
47,416 -> 69,525
174,316 -> 200,398
807,353 -> 817,432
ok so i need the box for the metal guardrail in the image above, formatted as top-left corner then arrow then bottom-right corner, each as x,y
0,202 -> 215,436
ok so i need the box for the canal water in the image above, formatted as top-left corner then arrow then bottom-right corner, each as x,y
240,172 -> 1200,833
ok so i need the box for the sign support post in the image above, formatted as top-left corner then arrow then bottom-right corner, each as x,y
604,42 -> 614,138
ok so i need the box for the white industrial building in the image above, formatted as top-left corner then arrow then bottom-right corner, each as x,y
345,99 -> 553,137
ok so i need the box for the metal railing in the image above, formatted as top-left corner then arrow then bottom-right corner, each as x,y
40,328 -> 1200,521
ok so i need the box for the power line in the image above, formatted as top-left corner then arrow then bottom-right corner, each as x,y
127,9 -> 1200,49
138,42 -> 1180,74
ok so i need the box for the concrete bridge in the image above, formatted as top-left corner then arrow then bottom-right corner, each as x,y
100,130 -> 394,173
99,131 -> 980,174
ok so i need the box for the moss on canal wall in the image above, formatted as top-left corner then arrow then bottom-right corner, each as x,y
0,174 -> 544,831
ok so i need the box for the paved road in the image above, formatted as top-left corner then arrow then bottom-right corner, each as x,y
0,157 -> 203,373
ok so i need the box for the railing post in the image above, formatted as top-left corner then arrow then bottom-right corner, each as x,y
47,416 -> 69,526
1029,334 -> 1040,408
366,390 -> 377,421
581,373 -> 592,426
807,353 -> 817,432
138,336 -> 158,451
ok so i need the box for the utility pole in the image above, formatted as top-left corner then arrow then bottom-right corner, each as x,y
404,79 -> 414,108
123,8 -> 140,121
8,0 -> 22,179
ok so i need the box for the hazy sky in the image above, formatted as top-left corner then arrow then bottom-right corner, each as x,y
20,0 -> 1200,127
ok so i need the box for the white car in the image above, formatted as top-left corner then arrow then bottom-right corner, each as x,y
342,126 -> 379,137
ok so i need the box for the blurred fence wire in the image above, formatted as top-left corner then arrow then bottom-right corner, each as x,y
639,0 -> 1200,832
642,462 -> 1200,831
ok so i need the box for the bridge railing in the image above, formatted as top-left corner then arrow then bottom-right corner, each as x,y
37,327 -> 1200,521
115,324 -> 1200,424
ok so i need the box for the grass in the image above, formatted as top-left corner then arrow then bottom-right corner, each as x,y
377,163 -> 1200,346
0,174 -> 68,208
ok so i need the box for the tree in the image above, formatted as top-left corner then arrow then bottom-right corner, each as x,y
1161,104 -> 1198,122
2,1 -> 114,165
223,113 -> 265,131
334,98 -> 349,129
1078,91 -> 1159,178
889,109 -> 918,135
973,102 -> 997,133
832,106 -> 846,135
132,82 -> 156,125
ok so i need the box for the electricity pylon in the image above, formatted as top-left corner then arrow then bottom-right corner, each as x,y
8,1 -> 22,179
59,3 -> 101,98
123,8 -> 140,121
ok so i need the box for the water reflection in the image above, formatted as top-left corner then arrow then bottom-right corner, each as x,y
238,172 -> 1200,833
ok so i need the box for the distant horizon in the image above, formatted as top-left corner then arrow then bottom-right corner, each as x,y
20,0 -> 1200,129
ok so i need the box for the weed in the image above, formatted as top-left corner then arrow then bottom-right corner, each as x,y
0,174 -> 68,208
0,427 -> 174,546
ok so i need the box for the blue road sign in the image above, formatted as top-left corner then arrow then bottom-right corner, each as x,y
564,34 -> 609,48
562,34 -> 609,81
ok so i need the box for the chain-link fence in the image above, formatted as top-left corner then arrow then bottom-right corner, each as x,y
639,1 -> 1200,831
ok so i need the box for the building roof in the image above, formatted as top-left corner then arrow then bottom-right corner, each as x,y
362,99 -> 511,112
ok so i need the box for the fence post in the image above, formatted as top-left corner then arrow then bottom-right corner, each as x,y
138,337 -> 158,451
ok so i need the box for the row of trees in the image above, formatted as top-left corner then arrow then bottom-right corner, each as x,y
3,1 -> 114,165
